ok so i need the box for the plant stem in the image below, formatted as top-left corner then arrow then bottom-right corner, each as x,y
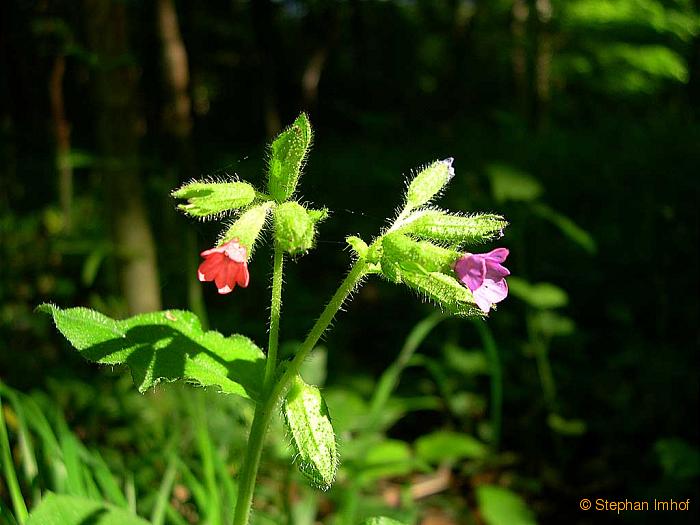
232,259 -> 369,525
475,321 -> 502,450
264,246 -> 284,390
0,394 -> 28,524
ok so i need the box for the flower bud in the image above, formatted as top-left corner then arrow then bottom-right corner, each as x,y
218,202 -> 273,256
400,210 -> 507,245
404,158 -> 454,211
283,375 -> 338,490
346,236 -> 369,259
267,113 -> 313,202
172,181 -> 256,219
380,233 -> 458,282
274,201 -> 323,255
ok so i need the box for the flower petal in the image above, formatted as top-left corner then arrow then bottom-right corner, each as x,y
473,278 -> 508,313
455,255 -> 486,292
198,253 -> 226,281
485,259 -> 510,280
236,262 -> 250,288
483,247 -> 509,264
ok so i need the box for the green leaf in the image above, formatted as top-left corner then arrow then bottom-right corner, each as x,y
476,485 -> 537,525
655,438 -> 700,480
547,414 -> 587,436
362,518 -> 408,525
357,440 -> 414,484
283,375 -> 338,491
532,203 -> 596,254
172,181 -> 256,219
38,305 -> 265,401
404,158 -> 454,211
26,493 -> 150,525
487,164 -> 543,203
267,113 -> 313,202
415,431 -> 488,464
507,278 -> 568,310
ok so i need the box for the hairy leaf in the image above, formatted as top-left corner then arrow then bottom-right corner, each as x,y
38,305 -> 265,401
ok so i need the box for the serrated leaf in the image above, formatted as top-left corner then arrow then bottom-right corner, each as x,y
172,181 -> 256,218
415,431 -> 488,464
26,493 -> 150,525
283,375 -> 338,490
38,305 -> 265,401
476,485 -> 537,525
267,113 -> 313,202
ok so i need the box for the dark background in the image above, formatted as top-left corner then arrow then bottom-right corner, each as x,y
1,1 -> 699,523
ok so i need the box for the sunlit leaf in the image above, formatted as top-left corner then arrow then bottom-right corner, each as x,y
38,304 -> 265,401
476,485 -> 537,525
26,493 -> 150,525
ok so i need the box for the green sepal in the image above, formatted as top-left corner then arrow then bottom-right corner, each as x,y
404,158 -> 454,212
402,271 -> 483,318
172,181 -> 256,219
273,201 -> 322,255
380,233 -> 459,283
399,210 -> 508,246
267,113 -> 313,202
283,375 -> 339,491
218,202 -> 273,256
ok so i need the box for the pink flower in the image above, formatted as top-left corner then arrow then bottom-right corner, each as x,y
197,238 -> 250,294
454,248 -> 510,314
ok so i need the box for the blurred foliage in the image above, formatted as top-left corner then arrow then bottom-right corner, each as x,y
1,0 -> 699,523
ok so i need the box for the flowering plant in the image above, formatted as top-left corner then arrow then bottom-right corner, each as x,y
40,114 -> 509,525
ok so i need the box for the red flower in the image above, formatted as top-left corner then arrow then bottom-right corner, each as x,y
197,239 -> 250,294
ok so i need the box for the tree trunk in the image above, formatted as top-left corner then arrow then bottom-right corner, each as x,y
84,0 -> 162,314
534,0 -> 553,129
251,0 -> 281,138
48,54 -> 73,232
511,0 -> 530,118
156,0 -> 208,327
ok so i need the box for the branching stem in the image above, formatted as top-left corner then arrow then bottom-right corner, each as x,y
232,258 -> 369,525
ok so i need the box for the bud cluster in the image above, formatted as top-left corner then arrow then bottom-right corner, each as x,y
370,158 -> 509,317
172,113 -> 326,264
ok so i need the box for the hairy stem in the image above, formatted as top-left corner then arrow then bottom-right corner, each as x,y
232,259 -> 369,525
264,246 -> 284,389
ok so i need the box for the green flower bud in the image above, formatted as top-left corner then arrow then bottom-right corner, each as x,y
346,236 -> 369,259
218,202 -> 273,256
283,375 -> 338,490
380,233 -> 459,283
267,113 -> 313,202
402,270 -> 483,318
399,210 -> 507,245
404,158 -> 454,212
172,180 -> 256,219
274,201 -> 322,255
